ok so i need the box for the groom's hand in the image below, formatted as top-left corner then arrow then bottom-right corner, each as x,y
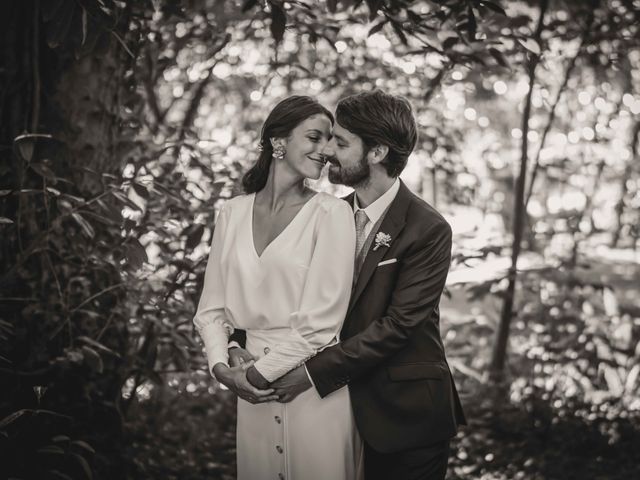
246,365 -> 270,390
271,365 -> 312,403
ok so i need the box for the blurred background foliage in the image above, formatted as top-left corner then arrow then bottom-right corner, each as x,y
1,0 -> 639,478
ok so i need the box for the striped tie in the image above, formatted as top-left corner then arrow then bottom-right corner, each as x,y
354,209 -> 369,261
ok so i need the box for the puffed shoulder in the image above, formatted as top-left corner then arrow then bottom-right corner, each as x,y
314,192 -> 353,215
218,193 -> 251,213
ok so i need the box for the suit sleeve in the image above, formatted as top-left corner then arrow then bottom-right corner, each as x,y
306,220 -> 452,397
228,329 -> 246,349
252,201 -> 356,382
192,202 -> 234,377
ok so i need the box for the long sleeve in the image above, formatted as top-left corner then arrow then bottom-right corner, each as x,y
306,220 -> 452,397
193,202 -> 234,377
252,201 -> 356,382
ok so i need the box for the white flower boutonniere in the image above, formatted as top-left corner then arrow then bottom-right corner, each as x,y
373,232 -> 392,251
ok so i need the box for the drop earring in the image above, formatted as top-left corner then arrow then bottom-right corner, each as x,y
272,144 -> 286,160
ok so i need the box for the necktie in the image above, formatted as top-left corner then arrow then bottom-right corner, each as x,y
354,209 -> 369,259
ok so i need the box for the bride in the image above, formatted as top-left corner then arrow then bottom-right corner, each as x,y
193,96 -> 362,480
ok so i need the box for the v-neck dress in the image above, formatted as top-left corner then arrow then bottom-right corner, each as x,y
193,192 -> 362,480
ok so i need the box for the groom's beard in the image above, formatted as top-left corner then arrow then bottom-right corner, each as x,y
327,151 -> 370,187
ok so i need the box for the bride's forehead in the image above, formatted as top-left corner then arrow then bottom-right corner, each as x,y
296,114 -> 332,131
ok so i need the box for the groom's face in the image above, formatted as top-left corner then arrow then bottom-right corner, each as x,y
323,122 -> 370,187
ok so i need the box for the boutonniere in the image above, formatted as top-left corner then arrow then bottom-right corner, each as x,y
373,232 -> 392,251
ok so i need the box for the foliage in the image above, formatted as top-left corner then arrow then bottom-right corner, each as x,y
1,0 -> 639,478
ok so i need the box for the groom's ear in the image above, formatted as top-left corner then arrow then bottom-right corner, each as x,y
368,144 -> 389,165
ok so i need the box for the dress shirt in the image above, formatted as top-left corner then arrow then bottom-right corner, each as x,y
353,178 -> 400,238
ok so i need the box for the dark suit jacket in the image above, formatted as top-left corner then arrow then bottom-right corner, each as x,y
230,181 -> 466,453
305,181 -> 466,453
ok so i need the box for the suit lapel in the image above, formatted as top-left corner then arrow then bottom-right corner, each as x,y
347,181 -> 412,316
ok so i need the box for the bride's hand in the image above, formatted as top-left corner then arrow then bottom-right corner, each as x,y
228,347 -> 256,368
213,362 -> 279,404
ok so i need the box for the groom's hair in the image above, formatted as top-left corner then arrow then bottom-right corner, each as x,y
336,90 -> 417,178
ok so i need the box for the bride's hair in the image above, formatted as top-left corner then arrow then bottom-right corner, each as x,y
242,96 -> 333,193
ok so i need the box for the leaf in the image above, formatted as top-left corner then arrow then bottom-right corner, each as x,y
110,30 -> 134,58
71,212 -> 95,238
77,335 -> 120,358
466,6 -> 477,41
391,22 -> 408,45
81,7 -> 88,46
96,198 -> 122,222
30,162 -> 57,179
602,287 -> 619,316
132,182 -> 149,199
602,364 -> 624,397
46,186 -> 61,196
37,445 -> 66,455
81,211 -> 115,226
0,190 -> 11,196
111,190 -> 142,211
368,19 -> 387,37
480,1 -> 507,16
81,346 -> 104,373
125,239 -> 148,270
269,2 -> 287,44
210,181 -> 226,199
185,224 -> 205,251
59,191 -> 83,202
442,36 -> 458,50
489,48 -> 509,67
365,0 -> 383,21
327,0 -> 337,13
49,471 -> 74,480
0,409 -> 30,429
52,435 -> 71,443
17,138 -> 35,163
625,364 -> 640,394
0,217 -> 14,224
70,440 -> 96,455
70,452 -> 93,480
241,0 -> 259,12
518,38 -> 541,56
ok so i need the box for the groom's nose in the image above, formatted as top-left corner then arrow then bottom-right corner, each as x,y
321,139 -> 335,157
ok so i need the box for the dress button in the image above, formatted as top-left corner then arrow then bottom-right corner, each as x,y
276,445 -> 283,454
264,347 -> 271,354
278,474 -> 285,480
275,416 -> 282,424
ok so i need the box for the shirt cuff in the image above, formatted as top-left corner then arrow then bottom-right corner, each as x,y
228,341 -> 241,350
196,322 -> 230,378
304,364 -> 316,389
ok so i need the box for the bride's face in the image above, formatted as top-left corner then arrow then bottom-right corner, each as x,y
278,114 -> 332,180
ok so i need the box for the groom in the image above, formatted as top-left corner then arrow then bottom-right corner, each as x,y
237,90 -> 466,479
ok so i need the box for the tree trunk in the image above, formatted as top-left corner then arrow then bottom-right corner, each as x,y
0,2 -> 137,478
490,0 -> 549,382
611,120 -> 640,247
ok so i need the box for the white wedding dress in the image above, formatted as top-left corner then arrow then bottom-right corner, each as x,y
193,192 -> 363,480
